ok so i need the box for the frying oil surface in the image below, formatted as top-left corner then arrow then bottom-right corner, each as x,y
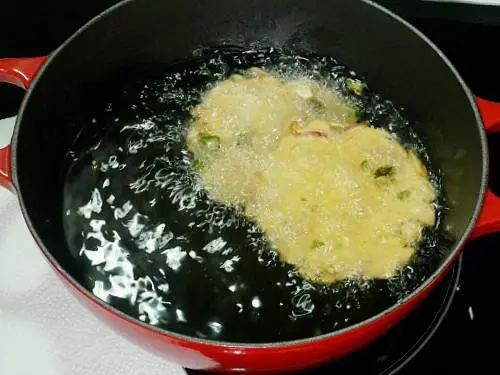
62,47 -> 452,343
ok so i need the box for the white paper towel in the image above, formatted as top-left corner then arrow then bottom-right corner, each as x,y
0,116 -> 187,375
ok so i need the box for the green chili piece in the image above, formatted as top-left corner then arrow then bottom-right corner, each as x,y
192,158 -> 205,172
397,190 -> 410,200
311,240 -> 325,249
374,166 -> 395,178
346,78 -> 365,95
199,133 -> 221,150
308,97 -> 326,113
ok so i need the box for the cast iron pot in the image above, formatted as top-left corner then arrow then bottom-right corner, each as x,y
1,0 -> 500,373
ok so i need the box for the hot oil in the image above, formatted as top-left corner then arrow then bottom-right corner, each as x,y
62,46 -> 453,343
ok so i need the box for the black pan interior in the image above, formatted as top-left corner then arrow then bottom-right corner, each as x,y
13,0 -> 484,343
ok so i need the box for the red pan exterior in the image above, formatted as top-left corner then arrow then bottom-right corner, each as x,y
57,254 -> 455,373
1,3 -> 500,374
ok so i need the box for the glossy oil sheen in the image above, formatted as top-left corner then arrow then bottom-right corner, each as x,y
62,47 -> 453,343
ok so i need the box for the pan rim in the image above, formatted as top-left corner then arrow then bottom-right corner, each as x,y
9,0 -> 489,350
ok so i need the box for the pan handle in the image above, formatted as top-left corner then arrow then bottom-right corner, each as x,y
470,96 -> 500,240
0,57 -> 47,191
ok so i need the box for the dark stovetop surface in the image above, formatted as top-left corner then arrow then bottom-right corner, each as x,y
1,1 -> 499,374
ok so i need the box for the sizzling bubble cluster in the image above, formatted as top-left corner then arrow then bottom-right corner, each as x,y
62,46 -> 451,343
